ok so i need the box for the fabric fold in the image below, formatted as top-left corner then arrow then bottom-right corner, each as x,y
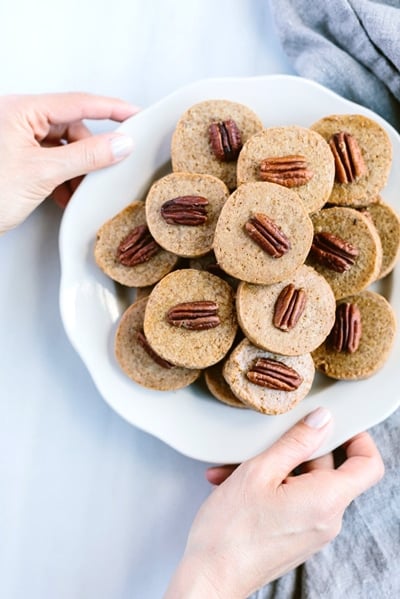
269,0 -> 400,128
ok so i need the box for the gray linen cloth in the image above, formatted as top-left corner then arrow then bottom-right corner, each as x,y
270,0 -> 400,128
251,1 -> 400,598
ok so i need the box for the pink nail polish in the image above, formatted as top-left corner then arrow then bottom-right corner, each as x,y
303,406 -> 332,429
111,135 -> 134,160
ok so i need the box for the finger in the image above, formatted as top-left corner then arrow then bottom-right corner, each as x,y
43,121 -> 92,145
51,183 -> 72,209
30,92 -> 139,125
69,175 -> 84,193
301,451 -> 335,473
252,407 -> 333,484
51,175 -> 84,209
66,121 -> 92,142
206,464 -> 238,485
336,432 -> 384,501
42,132 -> 134,184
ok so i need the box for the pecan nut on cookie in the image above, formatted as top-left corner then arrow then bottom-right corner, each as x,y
223,338 -> 315,415
236,264 -> 336,356
145,172 -> 229,258
213,181 -> 314,285
312,291 -> 396,380
237,125 -> 335,213
143,269 -> 237,369
307,206 -> 382,300
310,114 -> 392,207
171,99 -> 263,190
95,201 -> 178,287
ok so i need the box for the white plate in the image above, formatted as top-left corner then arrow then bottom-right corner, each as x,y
59,75 -> 400,464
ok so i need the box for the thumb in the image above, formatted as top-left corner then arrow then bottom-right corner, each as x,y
44,132 -> 134,184
254,407 -> 333,484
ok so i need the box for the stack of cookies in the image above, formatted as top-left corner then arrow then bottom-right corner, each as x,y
95,100 -> 399,415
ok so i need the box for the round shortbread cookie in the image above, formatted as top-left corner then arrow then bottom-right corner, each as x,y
237,126 -> 335,213
171,99 -> 264,190
115,297 -> 200,391
361,198 -> 400,280
223,338 -> 315,415
312,291 -> 396,380
213,181 -> 313,285
307,206 -> 382,300
310,114 -> 392,206
94,201 -> 178,287
145,172 -> 229,258
204,361 -> 247,409
236,265 -> 336,356
143,269 -> 237,369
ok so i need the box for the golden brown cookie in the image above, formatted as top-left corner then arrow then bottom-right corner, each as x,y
307,206 -> 382,299
204,361 -> 247,409
237,126 -> 335,213
213,181 -> 313,285
171,99 -> 264,190
236,265 -> 336,356
145,172 -> 229,258
360,198 -> 400,279
310,114 -> 392,206
94,201 -> 178,287
312,291 -> 396,380
143,269 -> 237,369
115,297 -> 200,390
223,338 -> 315,415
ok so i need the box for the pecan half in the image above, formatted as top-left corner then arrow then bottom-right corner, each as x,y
246,357 -> 303,391
328,302 -> 362,353
273,284 -> 307,331
329,132 -> 368,184
208,119 -> 242,162
116,224 -> 160,267
244,213 -> 291,258
136,330 -> 174,369
310,231 -> 358,273
161,195 -> 208,226
166,301 -> 220,330
259,155 -> 314,188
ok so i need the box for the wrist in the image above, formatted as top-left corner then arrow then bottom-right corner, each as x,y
164,553 -> 243,599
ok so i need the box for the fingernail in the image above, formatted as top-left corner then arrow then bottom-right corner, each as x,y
110,135 -> 134,160
303,407 -> 332,429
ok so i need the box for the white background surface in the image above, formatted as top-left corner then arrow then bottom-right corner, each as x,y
0,2 -> 294,598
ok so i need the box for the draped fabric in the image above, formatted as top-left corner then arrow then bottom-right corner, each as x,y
270,0 -> 400,129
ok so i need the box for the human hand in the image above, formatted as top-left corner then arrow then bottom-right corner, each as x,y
0,92 -> 138,232
165,408 -> 384,598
